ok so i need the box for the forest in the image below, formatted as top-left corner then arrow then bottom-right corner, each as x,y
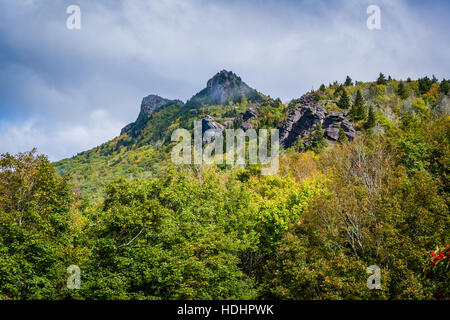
0,74 -> 449,300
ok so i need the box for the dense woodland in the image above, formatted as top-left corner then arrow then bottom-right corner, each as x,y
0,74 -> 449,299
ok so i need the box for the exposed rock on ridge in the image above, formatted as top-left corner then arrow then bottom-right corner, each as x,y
279,95 -> 356,148
121,94 -> 180,135
188,70 -> 264,106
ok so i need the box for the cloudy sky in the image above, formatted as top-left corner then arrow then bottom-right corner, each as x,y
0,0 -> 449,161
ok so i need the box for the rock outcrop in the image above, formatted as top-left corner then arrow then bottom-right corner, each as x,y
279,95 -> 356,148
323,112 -> 356,141
202,115 -> 225,144
240,107 -> 258,131
279,104 -> 328,148
121,94 -> 180,135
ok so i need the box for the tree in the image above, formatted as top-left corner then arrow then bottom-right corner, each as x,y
338,89 -> 350,109
0,150 -> 76,299
344,76 -> 353,86
350,89 -> 366,121
432,75 -> 438,84
397,81 -> 408,99
377,73 -> 387,85
304,124 -> 327,153
418,76 -> 433,94
365,105 -> 376,129
337,127 -> 347,143
439,79 -> 449,95
319,84 -> 326,92
334,84 -> 344,96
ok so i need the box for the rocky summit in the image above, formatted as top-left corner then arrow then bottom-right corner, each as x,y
188,70 -> 264,106
121,94 -> 180,135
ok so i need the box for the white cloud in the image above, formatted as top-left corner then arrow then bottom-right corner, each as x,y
0,109 -> 122,161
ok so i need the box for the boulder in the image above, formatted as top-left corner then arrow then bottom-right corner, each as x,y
202,115 -> 225,144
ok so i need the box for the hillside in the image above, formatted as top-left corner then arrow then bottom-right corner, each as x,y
2,71 -> 449,300
55,72 -> 450,199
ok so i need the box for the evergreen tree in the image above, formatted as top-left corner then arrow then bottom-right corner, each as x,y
305,124 -> 327,153
334,84 -> 344,96
439,79 -> 449,95
397,81 -> 408,99
432,75 -> 438,83
377,73 -> 387,85
418,76 -> 433,94
407,77 -> 412,82
319,84 -> 326,92
350,89 -> 366,121
338,89 -> 350,109
365,105 -> 376,129
337,127 -> 347,143
344,76 -> 353,86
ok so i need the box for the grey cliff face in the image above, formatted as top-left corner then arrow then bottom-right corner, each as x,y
188,70 -> 263,106
279,94 -> 356,148
121,94 -> 179,135
139,95 -> 171,119
240,107 -> 258,131
202,115 -> 225,144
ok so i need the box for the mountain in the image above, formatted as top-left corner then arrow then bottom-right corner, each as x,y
54,72 -> 450,199
187,70 -> 265,106
7,71 -> 449,300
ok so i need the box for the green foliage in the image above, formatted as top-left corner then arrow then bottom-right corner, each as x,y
439,79 -> 449,95
350,89 -> 366,121
304,124 -> 328,154
365,105 -> 376,129
0,150 -> 79,299
336,127 -> 346,144
397,81 -> 408,99
337,89 -> 350,109
319,84 -> 326,92
418,76 -> 433,95
344,76 -> 353,86
377,73 -> 387,85
2,77 -> 448,300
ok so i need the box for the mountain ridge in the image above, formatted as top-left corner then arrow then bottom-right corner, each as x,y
54,72 -> 450,199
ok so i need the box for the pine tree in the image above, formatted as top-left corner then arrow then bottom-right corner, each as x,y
397,81 -> 408,99
338,89 -> 350,109
337,127 -> 347,143
418,76 -> 433,94
344,76 -> 353,86
335,84 -> 344,96
377,73 -> 387,85
365,105 -> 376,129
305,124 -> 327,153
319,84 -> 326,92
432,75 -> 438,83
350,89 -> 366,121
440,79 -> 449,95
